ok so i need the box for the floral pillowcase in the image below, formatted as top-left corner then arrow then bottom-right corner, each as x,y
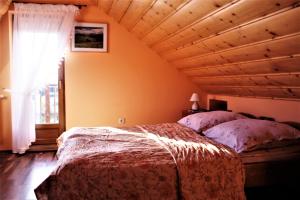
177,111 -> 247,132
202,119 -> 300,153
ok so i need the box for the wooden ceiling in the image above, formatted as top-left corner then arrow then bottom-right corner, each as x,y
2,0 -> 300,100
98,0 -> 300,100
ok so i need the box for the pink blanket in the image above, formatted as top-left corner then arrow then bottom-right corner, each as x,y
35,123 -> 245,200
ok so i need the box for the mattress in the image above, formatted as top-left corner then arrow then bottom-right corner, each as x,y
240,139 -> 300,164
35,123 -> 245,200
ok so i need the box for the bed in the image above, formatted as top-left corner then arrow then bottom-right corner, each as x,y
239,121 -> 300,188
176,107 -> 300,188
35,123 -> 246,200
35,108 -> 300,199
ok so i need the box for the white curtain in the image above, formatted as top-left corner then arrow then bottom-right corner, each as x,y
11,3 -> 78,154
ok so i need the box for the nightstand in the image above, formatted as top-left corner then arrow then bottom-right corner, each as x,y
182,108 -> 207,117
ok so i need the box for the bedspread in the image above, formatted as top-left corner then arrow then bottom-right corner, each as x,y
35,123 -> 245,200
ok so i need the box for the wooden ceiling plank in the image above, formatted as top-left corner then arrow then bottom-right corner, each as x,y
199,85 -> 300,99
130,0 -> 187,39
98,0 -> 114,13
200,85 -> 300,89
162,6 -> 300,61
119,0 -> 155,30
108,0 -> 132,22
153,0 -> 299,53
181,54 -> 300,71
142,0 -> 234,45
140,0 -> 192,40
192,74 -> 300,87
190,72 -> 300,79
184,62 -> 300,77
173,33 -> 300,68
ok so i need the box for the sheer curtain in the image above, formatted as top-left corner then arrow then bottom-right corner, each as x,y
11,3 -> 78,154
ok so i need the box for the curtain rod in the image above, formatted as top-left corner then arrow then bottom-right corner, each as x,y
11,1 -> 87,9
9,10 -> 77,15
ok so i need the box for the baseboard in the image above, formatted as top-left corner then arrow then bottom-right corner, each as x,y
28,144 -> 58,152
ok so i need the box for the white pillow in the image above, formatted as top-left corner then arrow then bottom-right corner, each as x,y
203,119 -> 300,153
177,111 -> 246,132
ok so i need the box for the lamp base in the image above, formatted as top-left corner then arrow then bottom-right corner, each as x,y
192,102 -> 199,111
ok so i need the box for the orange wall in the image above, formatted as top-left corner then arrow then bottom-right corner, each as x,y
207,95 -> 300,122
65,6 -> 205,128
0,12 -> 12,150
0,6 -> 205,150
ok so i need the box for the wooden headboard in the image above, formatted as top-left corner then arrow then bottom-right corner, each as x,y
209,99 -> 228,111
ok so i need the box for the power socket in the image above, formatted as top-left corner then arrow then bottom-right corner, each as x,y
118,117 -> 126,124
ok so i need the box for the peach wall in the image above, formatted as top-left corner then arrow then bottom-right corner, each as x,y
207,95 -> 300,122
0,12 -> 12,150
65,6 -> 205,128
0,6 -> 205,150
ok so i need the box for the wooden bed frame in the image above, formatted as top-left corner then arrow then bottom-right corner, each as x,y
208,99 -> 300,188
242,141 -> 300,187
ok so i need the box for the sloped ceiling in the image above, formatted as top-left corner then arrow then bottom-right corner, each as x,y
5,0 -> 300,100
0,0 -> 11,18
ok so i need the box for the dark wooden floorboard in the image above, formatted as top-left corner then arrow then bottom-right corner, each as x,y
0,152 -> 57,200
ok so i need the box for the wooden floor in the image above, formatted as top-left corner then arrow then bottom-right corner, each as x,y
0,151 -> 299,200
0,151 -> 57,200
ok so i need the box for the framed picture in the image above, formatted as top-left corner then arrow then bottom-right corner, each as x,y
72,22 -> 107,52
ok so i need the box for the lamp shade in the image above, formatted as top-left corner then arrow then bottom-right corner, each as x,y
190,93 -> 199,102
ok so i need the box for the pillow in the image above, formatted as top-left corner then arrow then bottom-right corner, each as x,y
177,111 -> 246,132
203,119 -> 300,153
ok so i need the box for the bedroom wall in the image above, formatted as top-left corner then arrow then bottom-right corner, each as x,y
0,6 -> 205,150
0,12 -> 12,150
207,95 -> 300,123
65,6 -> 205,128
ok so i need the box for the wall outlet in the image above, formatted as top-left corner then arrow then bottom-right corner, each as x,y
118,117 -> 126,124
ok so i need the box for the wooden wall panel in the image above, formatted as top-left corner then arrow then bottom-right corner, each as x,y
152,0 -> 299,53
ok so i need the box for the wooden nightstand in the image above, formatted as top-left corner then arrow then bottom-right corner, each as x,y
182,108 -> 207,117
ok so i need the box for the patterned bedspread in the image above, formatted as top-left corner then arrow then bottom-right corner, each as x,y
35,123 -> 245,200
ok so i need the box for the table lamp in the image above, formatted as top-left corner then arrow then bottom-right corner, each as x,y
190,93 -> 199,111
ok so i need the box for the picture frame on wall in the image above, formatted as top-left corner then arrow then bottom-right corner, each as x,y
72,22 -> 107,52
